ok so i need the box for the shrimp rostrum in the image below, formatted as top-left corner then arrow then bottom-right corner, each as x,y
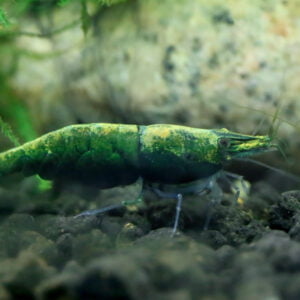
0,123 -> 276,233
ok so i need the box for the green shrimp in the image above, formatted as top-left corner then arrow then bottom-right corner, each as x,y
0,123 -> 274,185
0,123 -> 275,234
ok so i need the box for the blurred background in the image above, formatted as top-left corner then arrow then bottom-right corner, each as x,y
0,0 -> 300,176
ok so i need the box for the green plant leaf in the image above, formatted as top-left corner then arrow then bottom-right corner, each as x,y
81,0 -> 91,36
0,116 -> 20,147
0,8 -> 10,28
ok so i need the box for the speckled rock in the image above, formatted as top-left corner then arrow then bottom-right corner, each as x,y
4,0 -> 300,174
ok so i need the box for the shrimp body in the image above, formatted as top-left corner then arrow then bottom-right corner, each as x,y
0,123 -> 274,188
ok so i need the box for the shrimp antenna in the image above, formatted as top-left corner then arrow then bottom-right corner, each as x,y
268,100 -> 282,139
275,141 -> 289,163
268,71 -> 287,139
235,158 -> 300,183
251,116 -> 266,136
227,73 -> 300,134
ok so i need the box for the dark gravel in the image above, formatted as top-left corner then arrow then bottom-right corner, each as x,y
0,175 -> 300,300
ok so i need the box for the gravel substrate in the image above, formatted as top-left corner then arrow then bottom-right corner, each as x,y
0,172 -> 299,299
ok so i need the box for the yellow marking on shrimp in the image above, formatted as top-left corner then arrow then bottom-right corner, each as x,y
100,124 -> 118,135
157,127 -> 173,139
143,127 -> 172,144
142,125 -> 186,149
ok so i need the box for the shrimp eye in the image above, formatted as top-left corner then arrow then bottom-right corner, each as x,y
218,138 -> 231,148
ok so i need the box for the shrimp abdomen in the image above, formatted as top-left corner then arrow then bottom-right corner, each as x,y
0,124 -> 140,188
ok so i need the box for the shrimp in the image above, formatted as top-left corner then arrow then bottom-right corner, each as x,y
0,123 -> 276,234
